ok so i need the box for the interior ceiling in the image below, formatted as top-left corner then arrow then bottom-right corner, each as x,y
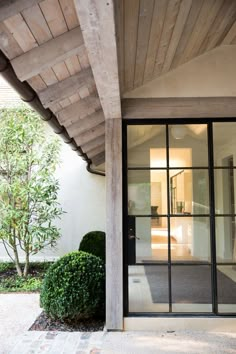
116,0 -> 236,95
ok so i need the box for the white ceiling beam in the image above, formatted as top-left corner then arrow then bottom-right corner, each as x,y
11,27 -> 84,81
74,0 -> 121,119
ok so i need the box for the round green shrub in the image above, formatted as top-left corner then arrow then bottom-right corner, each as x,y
79,231 -> 105,262
40,251 -> 105,320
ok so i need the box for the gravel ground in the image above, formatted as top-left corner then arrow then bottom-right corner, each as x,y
29,311 -> 105,332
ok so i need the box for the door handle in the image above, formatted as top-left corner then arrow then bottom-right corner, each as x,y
128,235 -> 140,240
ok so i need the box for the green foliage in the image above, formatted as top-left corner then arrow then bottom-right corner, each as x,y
40,251 -> 105,320
0,107 -> 63,276
0,261 -> 53,292
79,231 -> 105,262
0,275 -> 42,292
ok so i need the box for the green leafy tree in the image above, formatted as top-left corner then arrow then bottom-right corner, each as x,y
0,107 -> 63,277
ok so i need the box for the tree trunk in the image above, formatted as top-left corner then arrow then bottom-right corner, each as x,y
23,251 -> 30,277
13,248 -> 23,277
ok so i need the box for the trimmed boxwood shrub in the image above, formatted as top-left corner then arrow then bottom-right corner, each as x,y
79,231 -> 105,262
40,251 -> 105,320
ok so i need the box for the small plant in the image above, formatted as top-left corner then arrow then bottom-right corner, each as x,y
79,231 -> 105,262
40,251 -> 105,320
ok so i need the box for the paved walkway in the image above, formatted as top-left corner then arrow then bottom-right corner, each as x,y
9,330 -> 236,354
0,293 -> 41,354
1,294 -> 236,354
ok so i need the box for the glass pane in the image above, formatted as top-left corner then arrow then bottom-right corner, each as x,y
129,265 -> 169,312
214,169 -> 236,214
216,217 -> 236,263
127,125 -> 166,168
172,265 -> 212,313
128,217 -> 168,263
128,170 -> 167,215
169,124 -> 208,167
170,169 -> 209,215
213,123 -> 236,167
217,266 -> 236,313
170,217 -> 211,262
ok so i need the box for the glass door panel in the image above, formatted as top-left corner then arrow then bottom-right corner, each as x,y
125,122 -> 228,316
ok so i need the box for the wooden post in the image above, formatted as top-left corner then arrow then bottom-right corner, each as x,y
106,118 -> 123,330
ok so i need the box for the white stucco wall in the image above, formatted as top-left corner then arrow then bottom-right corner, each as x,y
124,45 -> 236,98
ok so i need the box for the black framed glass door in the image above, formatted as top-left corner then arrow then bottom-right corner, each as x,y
123,119 -> 236,316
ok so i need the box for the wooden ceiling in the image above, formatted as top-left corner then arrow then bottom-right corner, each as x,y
1,0 -> 236,168
0,0 -> 106,166
116,0 -> 236,94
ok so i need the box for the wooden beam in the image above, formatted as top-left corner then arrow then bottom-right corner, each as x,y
38,68 -> 94,107
86,143 -> 105,159
11,27 -> 84,81
74,0 -> 121,119
81,134 -> 105,153
57,94 -> 101,124
92,151 -> 105,166
74,122 -> 105,146
0,0 -> 42,22
122,97 -> 236,119
105,118 -> 123,330
66,110 -> 104,137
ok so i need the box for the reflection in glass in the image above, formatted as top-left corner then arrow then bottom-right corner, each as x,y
216,217 -> 236,263
214,169 -> 236,214
130,217 -> 168,263
129,265 -> 169,312
217,266 -> 236,313
127,125 -> 166,167
170,217 -> 211,262
128,170 -> 167,216
169,124 -> 208,167
170,169 -> 209,215
172,265 -> 212,312
213,123 -> 236,167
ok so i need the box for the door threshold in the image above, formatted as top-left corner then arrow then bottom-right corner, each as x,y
124,317 -> 236,332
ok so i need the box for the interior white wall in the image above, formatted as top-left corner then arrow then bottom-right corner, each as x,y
124,45 -> 236,98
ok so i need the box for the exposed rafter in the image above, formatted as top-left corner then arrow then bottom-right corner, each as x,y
66,110 -> 105,137
11,26 -> 84,81
74,122 -> 105,146
81,135 -> 105,153
57,94 -> 101,125
38,67 -> 94,108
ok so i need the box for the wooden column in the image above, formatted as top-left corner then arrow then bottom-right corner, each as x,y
106,118 -> 123,330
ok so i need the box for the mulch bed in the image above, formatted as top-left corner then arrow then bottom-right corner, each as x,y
29,311 -> 105,332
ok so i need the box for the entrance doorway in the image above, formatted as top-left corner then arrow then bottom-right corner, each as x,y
124,121 -> 236,315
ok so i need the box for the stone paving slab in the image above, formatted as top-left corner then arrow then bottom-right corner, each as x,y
0,294 -> 41,354
9,330 -> 236,354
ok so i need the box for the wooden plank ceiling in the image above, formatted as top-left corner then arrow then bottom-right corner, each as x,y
1,0 -> 236,167
0,0 -> 106,166
116,0 -> 236,95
